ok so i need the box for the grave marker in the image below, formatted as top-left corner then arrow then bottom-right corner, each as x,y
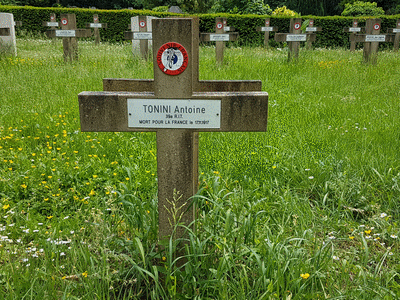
257,18 -> 278,48
46,14 -> 91,62
350,19 -> 394,64
387,19 -> 400,51
78,18 -> 268,243
86,14 -> 107,45
42,13 -> 60,42
200,17 -> 239,63
305,19 -> 322,50
275,18 -> 312,61
0,13 -> 17,56
344,19 -> 362,51
125,15 -> 156,59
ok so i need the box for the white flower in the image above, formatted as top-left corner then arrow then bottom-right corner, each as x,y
380,213 -> 387,218
333,256 -> 339,261
389,252 -> 394,256
390,234 -> 398,239
308,176 -> 314,180
70,231 -> 74,234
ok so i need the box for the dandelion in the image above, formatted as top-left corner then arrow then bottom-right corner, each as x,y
300,273 -> 310,279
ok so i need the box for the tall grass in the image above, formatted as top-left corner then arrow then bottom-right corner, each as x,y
0,39 -> 400,299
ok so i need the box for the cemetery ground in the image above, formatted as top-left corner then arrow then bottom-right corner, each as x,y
0,37 -> 400,299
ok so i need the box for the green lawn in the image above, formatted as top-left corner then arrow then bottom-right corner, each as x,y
1,38 -> 400,299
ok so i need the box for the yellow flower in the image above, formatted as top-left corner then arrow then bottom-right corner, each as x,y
126,178 -> 130,181
21,184 -> 27,189
93,175 -> 98,178
365,230 -> 372,235
82,271 -> 88,278
2,204 -> 10,210
47,216 -> 53,219
349,236 -> 355,240
162,256 -> 167,261
300,273 -> 310,279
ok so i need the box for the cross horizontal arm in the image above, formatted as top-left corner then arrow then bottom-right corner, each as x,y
200,33 -> 238,42
257,26 -> 278,32
103,78 -> 262,93
350,34 -> 394,43
78,91 -> 268,132
46,29 -> 92,38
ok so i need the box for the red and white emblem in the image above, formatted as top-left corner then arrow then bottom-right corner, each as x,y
94,16 -> 98,22
157,42 -> 188,76
139,21 -> 146,28
61,18 -> 68,26
353,21 -> 358,27
374,23 -> 380,30
265,20 -> 270,26
216,22 -> 223,30
294,22 -> 301,30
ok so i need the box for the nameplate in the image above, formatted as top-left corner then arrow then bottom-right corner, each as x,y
306,27 -> 317,32
133,32 -> 152,40
286,34 -> 307,42
46,22 -> 59,27
127,99 -> 221,129
55,30 -> 76,37
393,29 -> 400,33
89,23 -> 102,28
209,34 -> 230,41
365,35 -> 386,42
349,27 -> 361,32
261,27 -> 274,32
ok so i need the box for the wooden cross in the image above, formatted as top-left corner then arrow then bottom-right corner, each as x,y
0,12 -> 17,56
257,18 -> 278,48
350,19 -> 394,64
222,18 -> 235,32
86,14 -> 107,45
275,18 -> 312,61
46,14 -> 91,62
78,18 -> 268,243
42,13 -> 59,42
200,17 -> 239,63
305,19 -> 322,50
125,15 -> 156,60
344,19 -> 362,51
387,19 -> 400,51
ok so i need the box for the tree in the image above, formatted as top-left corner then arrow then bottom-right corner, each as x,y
341,1 -> 385,16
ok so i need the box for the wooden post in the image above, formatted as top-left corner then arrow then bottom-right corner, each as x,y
350,18 -> 393,64
257,18 -> 278,48
200,17 -> 239,64
274,18 -> 310,62
387,19 -> 400,51
305,19 -> 322,50
46,14 -> 91,62
86,15 -> 107,45
78,18 -> 268,246
343,19 -> 361,51
43,14 -> 59,42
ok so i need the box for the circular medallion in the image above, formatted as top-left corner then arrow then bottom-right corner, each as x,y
309,20 -> 314,26
265,20 -> 270,26
294,22 -> 301,30
50,16 -> 55,21
353,21 -> 358,27
374,23 -> 380,30
61,18 -> 68,26
157,42 -> 188,76
216,22 -> 223,30
94,16 -> 98,22
139,21 -> 146,28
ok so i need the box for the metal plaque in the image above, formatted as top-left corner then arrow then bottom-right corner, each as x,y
365,35 -> 386,42
349,27 -> 361,32
55,30 -> 76,37
209,34 -> 230,41
127,99 -> 221,129
261,27 -> 274,32
306,27 -> 318,32
133,32 -> 152,40
286,34 -> 307,42
89,23 -> 102,28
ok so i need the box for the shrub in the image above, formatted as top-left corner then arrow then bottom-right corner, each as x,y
272,6 -> 299,17
152,5 -> 169,12
244,0 -> 272,15
341,1 -> 385,17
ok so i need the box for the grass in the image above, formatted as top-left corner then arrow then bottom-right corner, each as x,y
0,38 -> 400,299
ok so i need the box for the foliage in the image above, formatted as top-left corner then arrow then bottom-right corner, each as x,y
272,5 -> 299,17
151,5 -> 169,12
341,1 -> 385,16
0,0 -> 19,5
244,0 -> 272,15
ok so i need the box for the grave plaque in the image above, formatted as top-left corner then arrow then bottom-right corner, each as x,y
0,13 -> 17,56
86,14 -> 107,45
257,18 -> 278,48
46,14 -> 91,62
78,18 -> 268,243
200,17 -> 239,63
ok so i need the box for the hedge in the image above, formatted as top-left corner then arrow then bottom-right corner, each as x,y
1,5 -> 400,48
